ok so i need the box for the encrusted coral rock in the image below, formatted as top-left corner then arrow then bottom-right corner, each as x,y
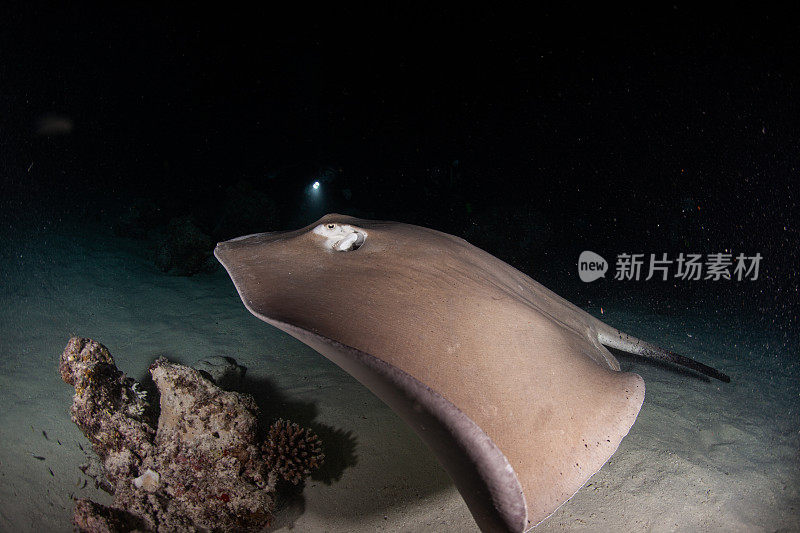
144,358 -> 273,530
73,498 -> 146,532
60,337 -> 156,485
60,337 -> 323,533
264,419 -> 325,485
60,336 -> 114,386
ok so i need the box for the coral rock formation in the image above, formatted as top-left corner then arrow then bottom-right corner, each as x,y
60,337 -> 156,486
60,337 -> 323,533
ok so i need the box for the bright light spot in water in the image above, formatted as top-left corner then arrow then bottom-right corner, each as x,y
312,181 -> 321,190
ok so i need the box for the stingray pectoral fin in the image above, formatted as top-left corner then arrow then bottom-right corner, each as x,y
266,318 -> 528,533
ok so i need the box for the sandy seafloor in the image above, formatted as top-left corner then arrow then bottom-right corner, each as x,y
1,219 -> 798,533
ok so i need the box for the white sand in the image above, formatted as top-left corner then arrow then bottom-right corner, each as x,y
0,221 -> 797,532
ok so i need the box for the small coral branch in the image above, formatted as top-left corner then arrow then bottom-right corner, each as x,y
264,419 -> 325,485
60,337 -> 324,533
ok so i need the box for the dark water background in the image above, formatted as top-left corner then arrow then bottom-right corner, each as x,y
2,5 -> 797,336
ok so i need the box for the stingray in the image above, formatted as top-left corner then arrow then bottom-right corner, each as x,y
215,214 -> 729,532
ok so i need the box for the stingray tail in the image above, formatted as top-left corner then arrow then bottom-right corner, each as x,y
594,322 -> 731,383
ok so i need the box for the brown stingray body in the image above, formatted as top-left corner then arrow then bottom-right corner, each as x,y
215,214 -> 645,532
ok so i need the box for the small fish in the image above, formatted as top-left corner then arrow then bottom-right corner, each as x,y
48,467 -> 54,477
32,454 -> 46,461
42,430 -> 49,440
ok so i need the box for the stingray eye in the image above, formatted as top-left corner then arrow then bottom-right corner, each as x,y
312,223 -> 367,252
